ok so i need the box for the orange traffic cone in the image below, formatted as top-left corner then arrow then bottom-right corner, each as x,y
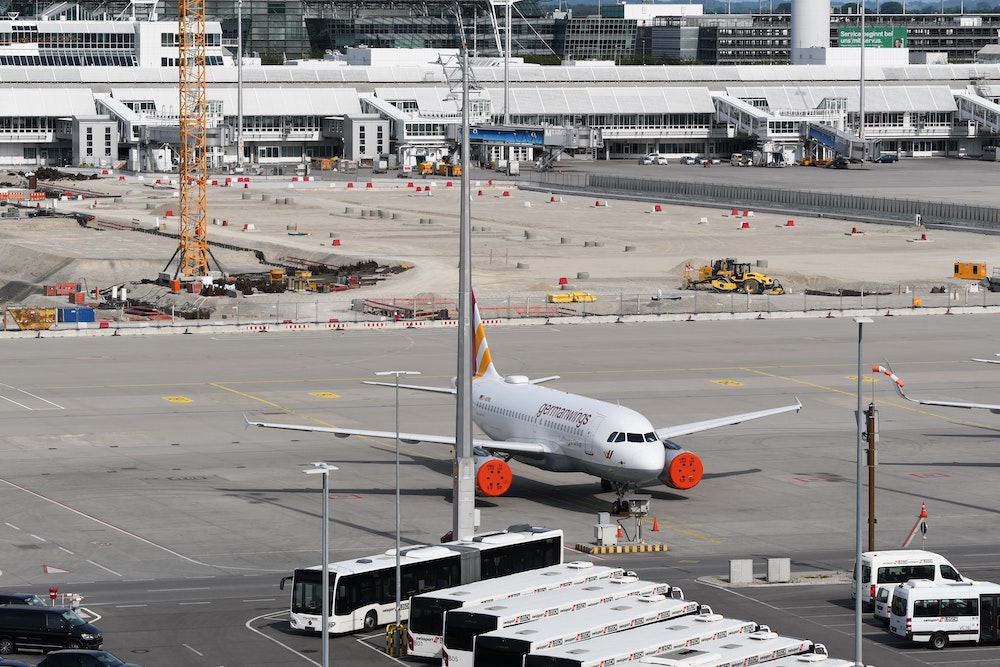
651,517 -> 659,532
616,525 -> 623,539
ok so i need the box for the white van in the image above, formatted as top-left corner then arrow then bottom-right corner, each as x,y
852,550 -> 966,606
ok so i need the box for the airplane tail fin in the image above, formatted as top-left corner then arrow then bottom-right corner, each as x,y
473,295 -> 501,380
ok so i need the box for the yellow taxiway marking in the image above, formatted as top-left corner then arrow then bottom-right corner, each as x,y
847,375 -> 878,383
309,391 -> 341,399
163,396 -> 193,403
712,380 -> 744,387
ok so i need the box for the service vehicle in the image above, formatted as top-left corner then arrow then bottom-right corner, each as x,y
873,584 -> 895,624
0,593 -> 45,607
0,606 -> 102,655
852,549 -> 966,606
888,578 -> 1000,649
472,593 -> 704,667
279,525 -> 562,635
407,561 -> 623,660
522,614 -> 824,667
442,575 -> 678,667
684,258 -> 784,294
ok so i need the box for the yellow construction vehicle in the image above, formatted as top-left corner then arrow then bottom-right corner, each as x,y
417,162 -> 434,175
684,258 -> 784,294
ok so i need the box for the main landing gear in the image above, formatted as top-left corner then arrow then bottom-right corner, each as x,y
601,479 -> 632,514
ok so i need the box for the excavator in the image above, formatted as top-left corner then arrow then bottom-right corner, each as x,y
684,258 -> 784,294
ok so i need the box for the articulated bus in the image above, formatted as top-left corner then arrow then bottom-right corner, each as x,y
889,578 -> 1000,649
521,614 -> 760,667
473,593 -> 706,667
408,560 -> 624,660
280,524 -> 563,634
443,575 -> 679,667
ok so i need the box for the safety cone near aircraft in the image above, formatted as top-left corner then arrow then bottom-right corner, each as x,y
247,297 -> 802,512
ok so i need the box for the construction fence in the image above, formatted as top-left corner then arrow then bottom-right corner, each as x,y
526,172 -> 1000,233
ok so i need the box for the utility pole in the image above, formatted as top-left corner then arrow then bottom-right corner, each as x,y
865,402 -> 879,551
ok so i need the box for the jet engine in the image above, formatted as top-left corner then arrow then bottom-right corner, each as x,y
657,441 -> 704,490
473,447 -> 513,496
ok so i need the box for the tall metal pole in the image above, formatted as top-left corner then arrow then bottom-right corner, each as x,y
303,462 -> 337,667
237,0 -> 244,169
374,370 -> 420,633
454,45 -> 476,542
853,317 -> 872,667
859,0 -> 866,159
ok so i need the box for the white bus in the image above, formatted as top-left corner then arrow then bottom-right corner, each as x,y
520,614 -> 759,667
888,578 -> 1000,649
852,549 -> 965,606
443,575 -> 678,667
752,655 -> 854,667
473,594 -> 706,667
280,524 -> 563,634
408,560 -> 624,660
639,631 -> 823,667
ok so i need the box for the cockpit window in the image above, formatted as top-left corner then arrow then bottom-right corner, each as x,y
645,432 -> 658,442
615,432 -> 626,443
607,432 -> 618,443
627,433 -> 644,443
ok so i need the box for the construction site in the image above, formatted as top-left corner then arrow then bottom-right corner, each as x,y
3,152 -> 1000,332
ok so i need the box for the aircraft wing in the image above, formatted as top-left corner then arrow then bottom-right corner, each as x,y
654,399 -> 802,440
363,380 -> 455,394
875,362 -> 1000,413
244,415 -> 549,453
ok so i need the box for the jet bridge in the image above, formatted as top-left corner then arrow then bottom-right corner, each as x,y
955,92 -> 1000,134
459,124 -> 603,170
807,123 -> 866,161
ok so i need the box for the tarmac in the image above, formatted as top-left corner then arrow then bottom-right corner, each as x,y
3,157 -> 1000,324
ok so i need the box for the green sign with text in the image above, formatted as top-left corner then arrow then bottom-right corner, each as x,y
838,26 -> 907,48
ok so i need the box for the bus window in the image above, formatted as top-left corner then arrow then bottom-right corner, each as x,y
941,564 -> 963,581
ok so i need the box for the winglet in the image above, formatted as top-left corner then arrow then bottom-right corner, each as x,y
873,362 -> 910,400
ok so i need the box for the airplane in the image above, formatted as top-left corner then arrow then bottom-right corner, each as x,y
247,301 -> 802,512
875,361 -> 1000,413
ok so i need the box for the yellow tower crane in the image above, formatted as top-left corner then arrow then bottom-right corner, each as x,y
172,0 -> 210,279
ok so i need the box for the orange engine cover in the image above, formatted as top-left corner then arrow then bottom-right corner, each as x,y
662,451 -> 704,490
475,457 -> 513,496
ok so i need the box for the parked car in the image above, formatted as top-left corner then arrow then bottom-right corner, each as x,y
873,153 -> 899,163
873,584 -> 895,624
37,650 -> 143,667
0,606 -> 102,655
638,153 -> 668,165
680,155 -> 697,165
0,659 -> 31,667
0,593 -> 46,607
708,155 -> 722,164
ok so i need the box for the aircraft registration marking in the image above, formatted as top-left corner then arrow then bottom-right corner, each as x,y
309,392 -> 341,399
712,380 -> 744,387
163,396 -> 193,403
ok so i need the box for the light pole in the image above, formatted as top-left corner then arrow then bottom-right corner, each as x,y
853,316 -> 872,667
303,461 -> 337,667
374,370 -> 420,641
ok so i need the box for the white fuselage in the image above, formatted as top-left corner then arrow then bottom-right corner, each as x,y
471,374 -> 666,483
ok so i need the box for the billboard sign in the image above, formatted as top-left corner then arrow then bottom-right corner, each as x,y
838,26 -> 907,48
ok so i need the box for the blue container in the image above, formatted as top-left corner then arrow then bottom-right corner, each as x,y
58,307 -> 96,323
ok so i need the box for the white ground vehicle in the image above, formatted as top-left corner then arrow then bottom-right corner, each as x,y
472,594 -> 704,667
873,584 -> 895,624
442,575 -> 676,667
852,549 -> 966,606
407,561 -> 622,660
888,579 -> 1000,649
279,525 -> 562,634
639,153 -> 668,165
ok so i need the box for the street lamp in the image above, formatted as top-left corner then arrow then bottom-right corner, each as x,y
303,461 -> 338,667
374,370 -> 420,643
853,316 -> 872,667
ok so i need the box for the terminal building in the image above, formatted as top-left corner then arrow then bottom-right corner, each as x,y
3,1 -> 1000,172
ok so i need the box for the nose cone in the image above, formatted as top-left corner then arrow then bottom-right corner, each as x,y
662,452 -> 704,490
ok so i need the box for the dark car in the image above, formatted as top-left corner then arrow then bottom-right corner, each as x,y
0,659 -> 31,667
37,650 -> 143,667
0,606 -> 102,655
873,153 -> 899,163
0,593 -> 46,607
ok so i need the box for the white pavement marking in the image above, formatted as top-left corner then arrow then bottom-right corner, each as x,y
86,560 -> 122,577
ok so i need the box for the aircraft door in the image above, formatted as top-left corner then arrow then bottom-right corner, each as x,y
582,413 -> 605,456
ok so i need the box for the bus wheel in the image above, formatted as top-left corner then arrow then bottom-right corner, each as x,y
363,610 -> 378,632
930,632 -> 948,650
